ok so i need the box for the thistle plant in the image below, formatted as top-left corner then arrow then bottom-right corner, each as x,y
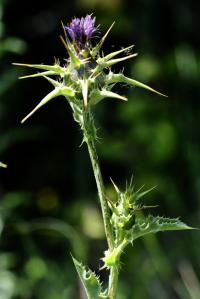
14,15 -> 192,299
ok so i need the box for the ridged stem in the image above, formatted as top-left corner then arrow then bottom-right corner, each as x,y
84,130 -> 114,250
108,266 -> 119,299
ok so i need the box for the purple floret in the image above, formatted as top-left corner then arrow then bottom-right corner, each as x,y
64,14 -> 97,47
82,15 -> 96,37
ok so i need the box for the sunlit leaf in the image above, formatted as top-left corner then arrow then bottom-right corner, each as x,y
107,72 -> 167,97
127,215 -> 193,242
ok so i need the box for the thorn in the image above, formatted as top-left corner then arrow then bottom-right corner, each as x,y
102,45 -> 135,62
110,177 -> 121,195
60,35 -> 69,51
102,53 -> 138,68
19,71 -> 56,79
107,73 -> 168,97
13,62 -> 64,73
61,20 -> 68,41
21,88 -> 60,123
92,22 -> 115,56
42,75 -> 60,87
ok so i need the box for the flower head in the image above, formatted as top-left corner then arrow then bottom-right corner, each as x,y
14,15 -> 165,124
64,14 -> 97,48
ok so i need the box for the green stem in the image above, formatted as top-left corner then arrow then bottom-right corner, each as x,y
108,239 -> 127,299
109,267 -> 119,299
84,132 -> 114,250
82,109 -> 119,299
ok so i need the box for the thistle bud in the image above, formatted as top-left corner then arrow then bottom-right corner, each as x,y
64,14 -> 97,53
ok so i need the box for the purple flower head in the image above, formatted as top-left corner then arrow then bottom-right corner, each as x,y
65,15 -> 97,48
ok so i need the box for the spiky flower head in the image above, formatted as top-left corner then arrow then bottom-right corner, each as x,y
64,15 -> 97,50
14,15 -> 166,126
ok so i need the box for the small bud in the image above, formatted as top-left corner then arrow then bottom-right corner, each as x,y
102,240 -> 126,268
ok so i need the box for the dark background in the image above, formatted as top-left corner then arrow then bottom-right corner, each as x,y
0,0 -> 200,298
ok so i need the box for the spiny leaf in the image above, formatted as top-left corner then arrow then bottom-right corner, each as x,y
99,89 -> 127,102
127,215 -> 194,242
90,89 -> 127,105
107,72 -> 167,97
21,86 -> 75,123
42,75 -> 60,88
21,88 -> 61,123
98,53 -> 137,68
91,22 -> 115,57
72,256 -> 108,299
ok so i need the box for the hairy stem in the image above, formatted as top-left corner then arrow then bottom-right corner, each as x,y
84,132 -> 114,250
85,134 -> 119,299
82,109 -> 119,299
109,266 -> 119,299
108,238 -> 127,299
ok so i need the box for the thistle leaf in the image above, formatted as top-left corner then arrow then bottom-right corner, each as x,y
127,215 -> 193,242
98,53 -> 137,68
90,89 -> 127,105
0,162 -> 7,168
107,72 -> 167,97
72,256 -> 108,299
13,63 -> 65,74
21,88 -> 61,123
21,84 -> 75,123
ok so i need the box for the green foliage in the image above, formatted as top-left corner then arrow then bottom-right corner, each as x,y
103,180 -> 192,271
127,215 -> 193,242
72,256 -> 108,299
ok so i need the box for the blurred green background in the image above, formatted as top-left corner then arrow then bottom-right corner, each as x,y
0,0 -> 200,298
